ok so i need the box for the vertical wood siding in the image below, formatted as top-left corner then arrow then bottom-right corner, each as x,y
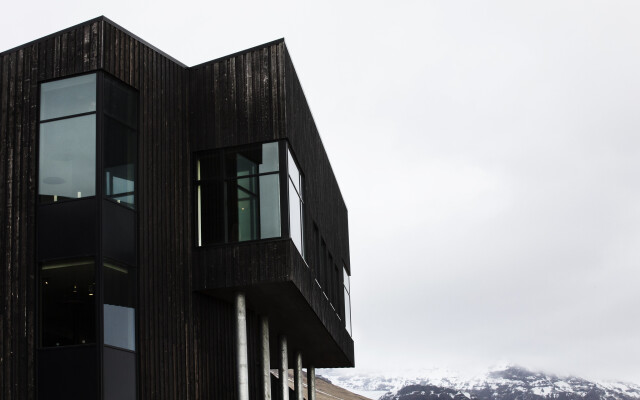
102,20 -> 255,400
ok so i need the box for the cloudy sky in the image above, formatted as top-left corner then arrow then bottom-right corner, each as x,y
2,0 -> 639,383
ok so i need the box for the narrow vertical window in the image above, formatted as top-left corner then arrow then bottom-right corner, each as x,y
103,75 -> 138,209
343,266 -> 352,336
288,148 -> 304,258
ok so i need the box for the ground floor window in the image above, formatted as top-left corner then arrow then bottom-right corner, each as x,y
40,259 -> 96,347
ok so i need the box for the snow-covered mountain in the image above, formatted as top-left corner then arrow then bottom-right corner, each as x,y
318,366 -> 640,400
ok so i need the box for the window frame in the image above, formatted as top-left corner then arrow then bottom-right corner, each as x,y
38,257 -> 98,348
38,72 -> 98,205
287,145 -> 305,259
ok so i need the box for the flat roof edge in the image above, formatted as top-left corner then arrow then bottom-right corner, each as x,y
1,17 -> 284,71
189,38 -> 285,69
0,16 -> 105,57
101,17 -> 188,68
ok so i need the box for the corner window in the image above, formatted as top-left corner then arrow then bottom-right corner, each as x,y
196,142 -> 281,245
39,74 -> 97,203
38,73 -> 137,208
288,149 -> 304,257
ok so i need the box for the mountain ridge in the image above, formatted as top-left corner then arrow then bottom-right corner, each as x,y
319,366 -> 640,400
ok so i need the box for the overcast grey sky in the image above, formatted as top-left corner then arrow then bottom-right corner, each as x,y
2,0 -> 639,383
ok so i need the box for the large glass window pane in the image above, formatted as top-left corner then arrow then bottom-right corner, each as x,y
236,177 -> 258,241
229,142 -> 279,177
40,260 -> 96,347
260,174 -> 281,238
104,117 -> 136,208
259,142 -> 279,174
236,154 -> 257,177
198,142 -> 283,246
104,263 -> 136,351
39,115 -> 96,202
40,74 -> 96,120
289,179 -> 303,253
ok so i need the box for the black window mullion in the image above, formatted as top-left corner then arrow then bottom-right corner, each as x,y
40,110 -> 97,124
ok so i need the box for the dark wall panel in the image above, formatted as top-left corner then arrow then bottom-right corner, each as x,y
38,199 -> 97,260
38,346 -> 98,400
104,347 -> 136,400
189,41 -> 286,152
102,200 -> 136,266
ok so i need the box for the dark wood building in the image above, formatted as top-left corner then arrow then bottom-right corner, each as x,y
0,16 -> 353,400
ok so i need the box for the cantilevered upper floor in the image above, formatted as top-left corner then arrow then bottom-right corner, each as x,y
188,38 -> 353,367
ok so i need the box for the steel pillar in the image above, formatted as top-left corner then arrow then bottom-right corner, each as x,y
235,292 -> 249,400
294,352 -> 303,400
279,335 -> 289,400
307,366 -> 316,400
260,316 -> 272,400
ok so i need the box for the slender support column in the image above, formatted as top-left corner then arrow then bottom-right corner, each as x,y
235,293 -> 249,400
294,352 -> 303,400
260,316 -> 272,400
279,335 -> 289,400
307,366 -> 316,400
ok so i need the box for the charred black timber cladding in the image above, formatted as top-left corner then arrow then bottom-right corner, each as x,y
0,17 -> 352,400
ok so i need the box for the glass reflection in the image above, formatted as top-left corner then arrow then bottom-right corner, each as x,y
236,177 -> 258,241
288,148 -> 304,257
289,179 -> 302,253
260,174 -> 281,238
39,115 -> 96,202
40,74 -> 96,121
104,117 -> 136,208
104,263 -> 136,351
197,142 -> 282,245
